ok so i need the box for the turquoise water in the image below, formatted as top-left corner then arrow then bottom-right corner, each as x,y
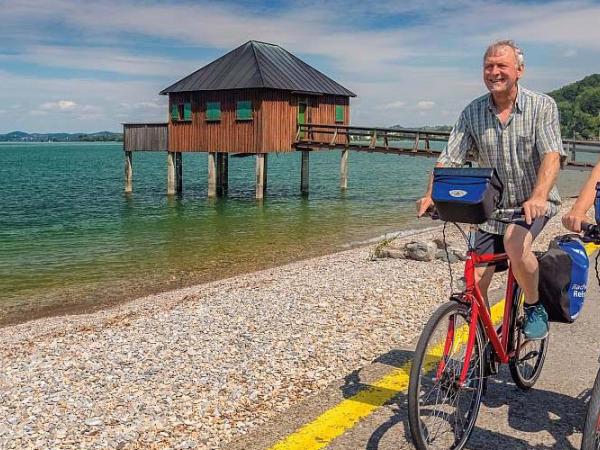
0,143 -> 442,325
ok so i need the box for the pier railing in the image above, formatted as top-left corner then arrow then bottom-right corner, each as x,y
294,123 -> 600,168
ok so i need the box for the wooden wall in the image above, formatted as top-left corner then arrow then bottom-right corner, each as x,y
306,95 -> 350,145
124,123 -> 168,151
168,89 -> 261,153
168,89 -> 351,153
259,90 -> 296,152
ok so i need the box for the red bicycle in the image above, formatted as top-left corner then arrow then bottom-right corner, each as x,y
407,209 -> 549,450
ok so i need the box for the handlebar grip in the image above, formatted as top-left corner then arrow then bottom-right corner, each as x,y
582,223 -> 597,233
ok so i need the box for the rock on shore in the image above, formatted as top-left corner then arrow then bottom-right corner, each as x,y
0,199 -> 581,449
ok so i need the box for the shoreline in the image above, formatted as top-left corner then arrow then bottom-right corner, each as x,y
0,219 -> 439,329
0,199 -> 583,450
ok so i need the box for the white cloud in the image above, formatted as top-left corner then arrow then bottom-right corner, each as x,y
417,101 -> 435,110
40,100 -> 77,111
0,69 -> 167,132
380,101 -> 407,110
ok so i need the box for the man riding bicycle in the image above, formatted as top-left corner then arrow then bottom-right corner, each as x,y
416,40 -> 566,340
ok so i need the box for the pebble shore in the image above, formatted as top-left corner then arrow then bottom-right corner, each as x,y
0,200 -> 581,449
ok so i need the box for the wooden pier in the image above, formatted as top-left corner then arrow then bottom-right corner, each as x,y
123,122 -> 600,198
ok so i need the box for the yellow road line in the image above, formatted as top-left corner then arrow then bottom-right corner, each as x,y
270,243 -> 600,450
269,301 -> 505,450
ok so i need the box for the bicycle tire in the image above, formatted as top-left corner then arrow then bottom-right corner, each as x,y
508,287 -> 549,390
408,301 -> 485,450
581,369 -> 600,450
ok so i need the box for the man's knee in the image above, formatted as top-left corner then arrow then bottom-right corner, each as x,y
503,225 -> 534,261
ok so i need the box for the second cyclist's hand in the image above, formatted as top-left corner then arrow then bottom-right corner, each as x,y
522,197 -> 547,225
416,196 -> 434,217
562,210 -> 587,233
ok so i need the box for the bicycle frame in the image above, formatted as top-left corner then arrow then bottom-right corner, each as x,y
437,248 -> 519,386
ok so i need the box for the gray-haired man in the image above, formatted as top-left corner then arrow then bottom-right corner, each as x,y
416,40 -> 566,340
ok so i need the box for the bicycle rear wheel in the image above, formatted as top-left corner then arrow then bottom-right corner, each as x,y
508,287 -> 549,390
408,301 -> 485,450
581,369 -> 600,450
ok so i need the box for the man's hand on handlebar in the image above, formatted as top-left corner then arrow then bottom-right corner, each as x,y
562,209 -> 589,233
416,196 -> 434,218
521,196 -> 548,225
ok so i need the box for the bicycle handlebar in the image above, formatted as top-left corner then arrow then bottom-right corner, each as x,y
424,207 -> 525,223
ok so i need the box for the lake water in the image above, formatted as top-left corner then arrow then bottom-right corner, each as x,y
0,142 -> 590,326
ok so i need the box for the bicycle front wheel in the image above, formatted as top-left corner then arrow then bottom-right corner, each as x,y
581,368 -> 600,450
408,301 -> 485,450
508,288 -> 549,390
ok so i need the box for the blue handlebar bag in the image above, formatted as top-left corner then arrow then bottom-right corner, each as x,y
432,167 -> 503,224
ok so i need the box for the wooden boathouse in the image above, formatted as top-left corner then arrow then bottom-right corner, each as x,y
124,40 -> 356,198
123,41 -> 600,198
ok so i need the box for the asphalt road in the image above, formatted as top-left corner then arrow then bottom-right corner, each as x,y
232,262 -> 600,450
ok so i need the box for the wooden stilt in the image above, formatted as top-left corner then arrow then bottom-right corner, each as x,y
256,153 -> 266,199
208,152 -> 217,198
175,152 -> 183,194
340,149 -> 348,190
263,154 -> 268,191
217,152 -> 229,196
222,153 -> 229,193
301,150 -> 310,195
167,152 -> 175,195
124,150 -> 133,193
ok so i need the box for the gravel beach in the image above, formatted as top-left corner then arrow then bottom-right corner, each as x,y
0,199 -> 584,450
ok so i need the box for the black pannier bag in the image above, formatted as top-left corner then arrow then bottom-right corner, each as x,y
538,235 -> 589,323
431,168 -> 503,224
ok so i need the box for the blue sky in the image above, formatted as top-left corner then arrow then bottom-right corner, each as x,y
1,0 -> 600,133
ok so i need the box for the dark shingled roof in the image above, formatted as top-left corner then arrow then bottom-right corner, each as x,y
160,40 -> 356,97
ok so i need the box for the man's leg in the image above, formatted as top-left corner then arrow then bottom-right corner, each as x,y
473,230 -> 504,307
503,218 -> 548,339
475,265 -> 495,308
503,223 -> 538,304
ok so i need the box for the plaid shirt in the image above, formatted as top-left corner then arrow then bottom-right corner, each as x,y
438,85 -> 565,234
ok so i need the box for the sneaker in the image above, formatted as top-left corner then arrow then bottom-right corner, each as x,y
523,304 -> 549,340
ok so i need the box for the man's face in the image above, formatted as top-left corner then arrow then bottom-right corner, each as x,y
483,47 -> 523,96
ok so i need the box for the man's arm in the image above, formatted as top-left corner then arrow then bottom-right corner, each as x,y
522,96 -> 566,224
562,159 -> 600,232
522,152 -> 561,224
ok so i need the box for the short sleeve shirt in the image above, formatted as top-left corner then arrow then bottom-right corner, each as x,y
437,85 -> 566,235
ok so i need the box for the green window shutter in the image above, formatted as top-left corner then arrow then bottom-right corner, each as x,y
171,104 -> 179,121
335,104 -> 344,123
206,102 -> 221,121
183,102 -> 192,121
236,100 -> 252,120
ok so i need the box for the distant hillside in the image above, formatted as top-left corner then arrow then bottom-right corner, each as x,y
548,74 -> 600,139
0,131 -> 123,142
